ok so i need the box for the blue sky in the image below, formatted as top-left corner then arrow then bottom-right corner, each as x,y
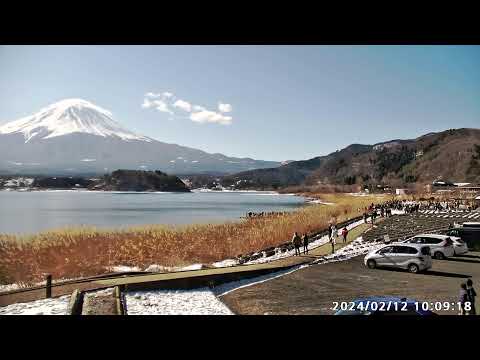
0,45 -> 479,161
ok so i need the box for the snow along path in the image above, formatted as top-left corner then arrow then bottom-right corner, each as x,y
125,288 -> 234,315
0,295 -> 70,315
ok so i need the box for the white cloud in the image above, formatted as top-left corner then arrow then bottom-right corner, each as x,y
173,99 -> 192,112
142,91 -> 233,125
153,99 -> 173,115
190,109 -> 232,125
145,92 -> 161,98
218,102 -> 232,113
141,98 -> 154,108
193,105 -> 205,112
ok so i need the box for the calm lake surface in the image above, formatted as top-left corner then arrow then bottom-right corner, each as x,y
0,190 -> 306,235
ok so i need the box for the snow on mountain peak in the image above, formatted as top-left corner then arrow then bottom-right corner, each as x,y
0,98 -> 152,143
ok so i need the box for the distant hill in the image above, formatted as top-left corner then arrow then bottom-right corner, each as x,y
94,170 -> 190,192
222,128 -> 480,189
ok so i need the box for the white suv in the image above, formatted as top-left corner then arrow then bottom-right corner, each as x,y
364,244 -> 432,273
402,234 -> 454,260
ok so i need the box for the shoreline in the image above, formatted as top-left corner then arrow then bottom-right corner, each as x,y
0,188 -> 291,194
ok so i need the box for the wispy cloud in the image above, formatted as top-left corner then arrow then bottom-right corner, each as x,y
173,99 -> 192,112
190,109 -> 232,125
142,98 -> 173,115
218,102 -> 232,113
142,92 -> 233,125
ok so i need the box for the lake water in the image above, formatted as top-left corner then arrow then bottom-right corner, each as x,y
0,190 -> 306,235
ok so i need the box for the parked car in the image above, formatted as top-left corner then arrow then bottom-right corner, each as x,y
444,222 -> 480,251
402,234 -> 454,260
450,237 -> 469,255
364,243 -> 432,273
334,296 -> 437,315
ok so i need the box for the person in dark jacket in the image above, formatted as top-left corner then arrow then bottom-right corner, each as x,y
292,232 -> 302,256
302,233 -> 309,255
467,279 -> 477,315
459,283 -> 469,315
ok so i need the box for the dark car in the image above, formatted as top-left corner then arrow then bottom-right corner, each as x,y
334,297 -> 437,315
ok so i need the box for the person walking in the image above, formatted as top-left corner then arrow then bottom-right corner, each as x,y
330,232 -> 336,254
459,283 -> 469,315
302,233 -> 309,255
363,212 -> 368,224
328,224 -> 333,240
292,232 -> 301,256
341,227 -> 348,243
466,279 -> 477,315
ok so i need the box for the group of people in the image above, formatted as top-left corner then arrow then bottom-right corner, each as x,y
291,232 -> 309,256
459,279 -> 477,315
327,224 -> 349,253
360,198 -> 476,225
246,211 -> 287,219
291,223 -> 349,256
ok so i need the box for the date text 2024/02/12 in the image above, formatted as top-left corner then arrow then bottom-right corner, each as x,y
332,301 -> 471,313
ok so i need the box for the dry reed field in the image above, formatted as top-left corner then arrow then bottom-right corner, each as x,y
0,193 -> 385,286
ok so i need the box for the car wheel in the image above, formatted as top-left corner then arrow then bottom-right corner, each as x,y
408,263 -> 419,273
434,252 -> 445,260
367,259 -> 376,269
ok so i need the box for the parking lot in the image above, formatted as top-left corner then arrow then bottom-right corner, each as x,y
221,251 -> 480,315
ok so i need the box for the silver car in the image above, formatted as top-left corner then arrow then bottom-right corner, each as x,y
364,243 -> 432,273
402,234 -> 455,260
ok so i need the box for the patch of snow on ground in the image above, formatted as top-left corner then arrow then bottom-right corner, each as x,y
312,236 -> 384,265
108,265 -> 141,272
306,199 -> 334,205
0,283 -> 24,293
212,259 -> 238,268
125,288 -> 233,315
144,263 -> 204,272
85,287 -> 113,298
0,295 -> 70,315
0,277 -> 80,294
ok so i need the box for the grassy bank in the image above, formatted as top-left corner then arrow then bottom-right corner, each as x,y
0,193 -> 385,285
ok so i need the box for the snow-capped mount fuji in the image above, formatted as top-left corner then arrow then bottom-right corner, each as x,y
0,99 -> 152,143
0,99 -> 280,175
